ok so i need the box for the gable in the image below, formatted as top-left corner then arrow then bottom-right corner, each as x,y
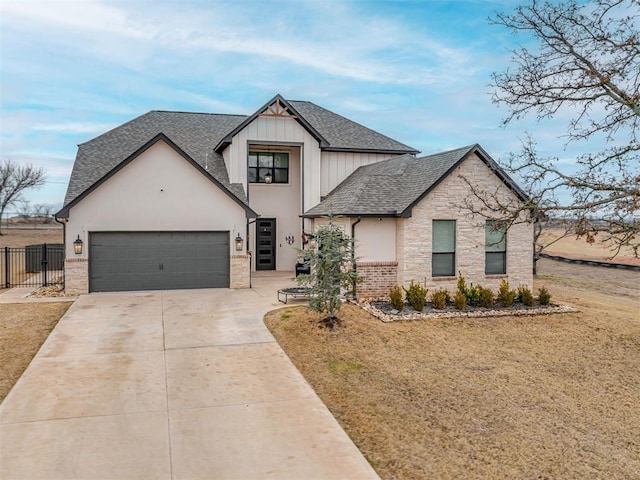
302,144 -> 529,218
64,139 -> 251,228
57,134 -> 257,218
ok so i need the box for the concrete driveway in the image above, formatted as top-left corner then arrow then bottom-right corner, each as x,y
0,274 -> 379,480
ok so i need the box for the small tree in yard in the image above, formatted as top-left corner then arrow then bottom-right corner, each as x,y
297,218 -> 360,328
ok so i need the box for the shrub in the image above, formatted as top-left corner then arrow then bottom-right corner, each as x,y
430,289 -> 450,310
465,284 -> 481,306
389,285 -> 405,311
517,285 -> 535,307
538,286 -> 552,305
453,291 -> 467,310
456,273 -> 467,295
404,280 -> 428,311
478,287 -> 495,308
498,279 -> 517,307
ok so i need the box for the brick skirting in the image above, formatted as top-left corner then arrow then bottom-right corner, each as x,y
356,261 -> 398,300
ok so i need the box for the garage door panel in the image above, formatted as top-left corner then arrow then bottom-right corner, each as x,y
89,232 -> 229,292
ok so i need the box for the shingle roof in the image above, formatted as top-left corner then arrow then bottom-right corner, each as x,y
62,111 -> 247,208
61,96 -> 419,212
302,144 -> 527,218
288,100 -> 419,153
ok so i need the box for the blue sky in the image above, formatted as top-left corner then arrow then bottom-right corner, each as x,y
1,0 -> 578,210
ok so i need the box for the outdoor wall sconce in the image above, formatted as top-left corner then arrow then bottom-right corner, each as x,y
264,172 -> 273,184
235,233 -> 244,251
73,235 -> 83,255
285,234 -> 295,245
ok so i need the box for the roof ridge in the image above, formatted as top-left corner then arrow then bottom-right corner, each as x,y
150,110 -> 248,117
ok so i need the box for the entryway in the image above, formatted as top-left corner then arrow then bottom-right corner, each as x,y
256,218 -> 276,270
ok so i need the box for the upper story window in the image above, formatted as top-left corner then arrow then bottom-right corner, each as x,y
248,152 -> 289,184
432,220 -> 456,277
485,220 -> 507,274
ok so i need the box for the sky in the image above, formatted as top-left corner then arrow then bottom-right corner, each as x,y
0,0 -> 583,212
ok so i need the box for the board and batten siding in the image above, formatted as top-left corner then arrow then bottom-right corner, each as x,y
320,152 -> 398,197
222,116 -> 323,211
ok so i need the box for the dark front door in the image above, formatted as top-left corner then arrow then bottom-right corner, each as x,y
256,219 -> 276,270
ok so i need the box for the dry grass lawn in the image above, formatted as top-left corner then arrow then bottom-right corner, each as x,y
541,228 -> 640,265
0,228 -> 63,248
0,302 -> 72,403
265,260 -> 640,479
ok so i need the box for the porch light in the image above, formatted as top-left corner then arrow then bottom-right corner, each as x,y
264,172 -> 273,184
235,233 -> 244,251
73,235 -> 83,255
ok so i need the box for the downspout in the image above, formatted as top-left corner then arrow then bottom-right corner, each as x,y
351,216 -> 362,299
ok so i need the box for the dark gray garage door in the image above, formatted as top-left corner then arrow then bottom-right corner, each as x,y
89,231 -> 229,292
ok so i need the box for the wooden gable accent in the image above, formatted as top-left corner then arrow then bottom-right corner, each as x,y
259,98 -> 297,118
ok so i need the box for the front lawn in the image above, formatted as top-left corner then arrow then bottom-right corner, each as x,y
0,302 -> 72,402
265,261 -> 640,479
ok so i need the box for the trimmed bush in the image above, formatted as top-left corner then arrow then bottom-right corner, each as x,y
465,285 -> 481,306
498,279 -> 517,307
538,286 -> 552,305
478,287 -> 495,308
404,281 -> 428,311
453,291 -> 467,310
430,289 -> 450,310
518,285 -> 535,306
389,286 -> 405,312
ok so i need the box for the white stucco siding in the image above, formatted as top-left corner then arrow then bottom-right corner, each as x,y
222,116 -> 322,211
320,152 -> 398,197
66,140 -> 247,258
248,148 -> 302,271
397,153 -> 533,291
354,218 -> 396,262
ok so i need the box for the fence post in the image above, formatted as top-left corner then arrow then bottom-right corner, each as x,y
42,243 -> 48,287
4,247 -> 9,288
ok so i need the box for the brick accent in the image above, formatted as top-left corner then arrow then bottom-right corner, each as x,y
396,153 -> 533,293
65,258 -> 88,295
230,254 -> 251,289
356,261 -> 398,300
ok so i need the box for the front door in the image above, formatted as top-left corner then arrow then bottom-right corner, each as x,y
256,218 -> 276,270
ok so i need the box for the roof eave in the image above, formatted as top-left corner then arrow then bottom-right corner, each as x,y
58,133 -> 257,219
214,94 -> 329,153
322,146 -> 420,155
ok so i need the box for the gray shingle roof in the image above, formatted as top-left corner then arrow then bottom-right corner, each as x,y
288,100 -> 419,153
61,96 -> 419,211
63,111 -> 247,208
303,145 -> 524,217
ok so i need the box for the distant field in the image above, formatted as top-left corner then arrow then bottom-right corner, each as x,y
0,228 -> 64,248
539,228 -> 639,265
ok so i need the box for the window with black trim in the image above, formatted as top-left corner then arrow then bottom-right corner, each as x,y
432,220 -> 456,277
248,152 -> 289,183
485,220 -> 507,274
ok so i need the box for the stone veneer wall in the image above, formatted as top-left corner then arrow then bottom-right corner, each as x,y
356,261 -> 398,300
230,254 -> 251,288
65,258 -> 88,295
396,153 -> 533,293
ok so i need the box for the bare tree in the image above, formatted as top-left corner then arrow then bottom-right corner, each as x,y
464,0 -> 640,262
0,160 -> 46,234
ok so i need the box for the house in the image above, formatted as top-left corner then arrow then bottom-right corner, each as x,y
56,94 -> 533,296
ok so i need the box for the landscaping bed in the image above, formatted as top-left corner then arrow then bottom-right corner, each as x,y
361,299 -> 572,322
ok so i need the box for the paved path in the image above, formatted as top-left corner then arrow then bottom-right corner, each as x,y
0,274 -> 379,479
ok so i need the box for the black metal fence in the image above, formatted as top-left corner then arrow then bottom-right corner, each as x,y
1,244 -> 65,288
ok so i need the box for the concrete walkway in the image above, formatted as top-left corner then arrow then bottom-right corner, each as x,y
0,274 -> 379,480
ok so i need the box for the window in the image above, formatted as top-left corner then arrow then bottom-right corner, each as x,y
485,221 -> 507,274
432,220 -> 455,277
248,152 -> 289,183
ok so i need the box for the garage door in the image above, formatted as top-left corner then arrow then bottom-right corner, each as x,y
89,231 -> 229,292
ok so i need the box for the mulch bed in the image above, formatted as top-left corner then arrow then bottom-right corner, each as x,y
359,299 -> 573,322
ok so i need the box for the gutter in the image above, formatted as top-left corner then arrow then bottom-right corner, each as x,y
351,216 -> 362,299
